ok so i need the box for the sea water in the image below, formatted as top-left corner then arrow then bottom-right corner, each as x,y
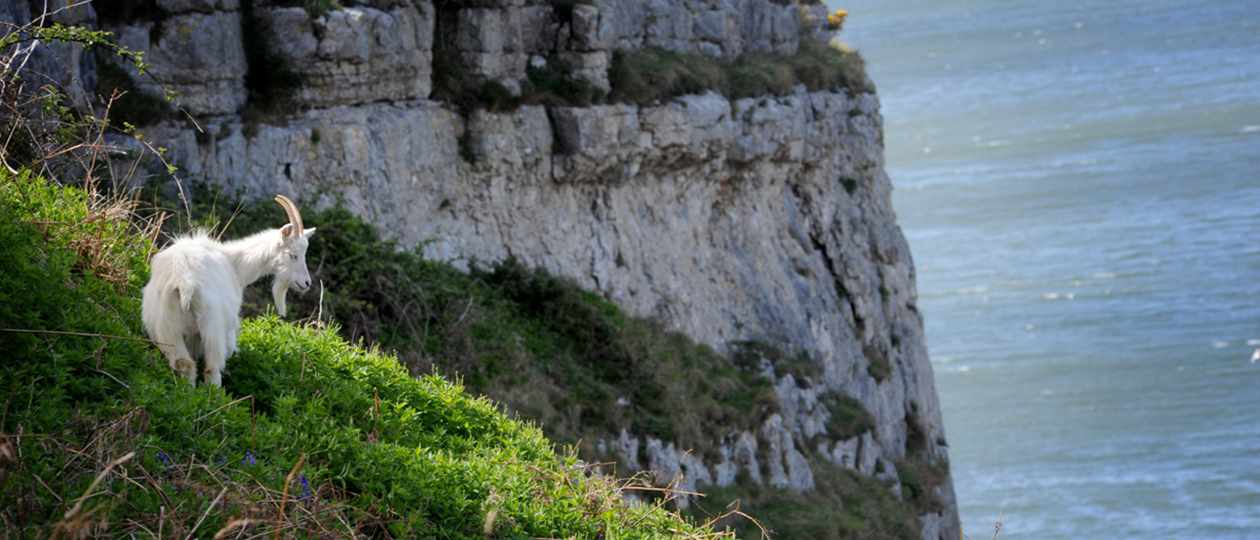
832,0 -> 1260,537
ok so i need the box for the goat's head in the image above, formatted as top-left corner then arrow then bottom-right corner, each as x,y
271,195 -> 316,317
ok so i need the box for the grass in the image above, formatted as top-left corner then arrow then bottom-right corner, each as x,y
0,171 -> 723,538
732,340 -> 823,386
609,39 -> 875,106
864,343 -> 892,383
823,394 -> 876,441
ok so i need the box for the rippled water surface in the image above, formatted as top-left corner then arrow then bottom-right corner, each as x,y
831,1 -> 1260,537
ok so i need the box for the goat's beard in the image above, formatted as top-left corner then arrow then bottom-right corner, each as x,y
272,277 -> 289,318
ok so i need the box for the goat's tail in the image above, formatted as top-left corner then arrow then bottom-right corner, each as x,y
174,275 -> 197,313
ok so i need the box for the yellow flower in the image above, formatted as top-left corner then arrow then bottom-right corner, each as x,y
827,8 -> 848,31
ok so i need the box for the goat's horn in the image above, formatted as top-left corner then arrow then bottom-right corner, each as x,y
273,195 -> 304,232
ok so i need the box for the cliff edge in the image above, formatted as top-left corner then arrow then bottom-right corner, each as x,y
2,0 -> 959,537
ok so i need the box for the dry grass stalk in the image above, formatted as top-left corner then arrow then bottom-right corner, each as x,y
274,453 -> 306,540
51,450 -> 134,539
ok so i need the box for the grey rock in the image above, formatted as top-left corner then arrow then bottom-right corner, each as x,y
828,436 -> 861,470
732,431 -> 762,485
615,429 -> 641,471
760,414 -> 814,492
254,4 -> 434,107
857,432 -> 881,476
108,11 -> 248,115
556,50 -> 610,93
0,1 -> 98,109
569,4 -> 609,51
465,105 -> 552,173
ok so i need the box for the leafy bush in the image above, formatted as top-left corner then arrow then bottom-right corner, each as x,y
0,171 -> 719,538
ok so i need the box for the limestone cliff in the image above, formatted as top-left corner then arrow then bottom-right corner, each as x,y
5,0 -> 959,537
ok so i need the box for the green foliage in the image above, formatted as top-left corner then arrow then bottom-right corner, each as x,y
302,0 -> 342,18
891,409 -> 949,516
864,343 -> 892,382
732,340 -> 822,385
0,23 -> 147,70
895,458 -> 949,515
523,60 -> 601,107
610,40 -> 875,105
687,463 -> 920,540
433,59 -> 600,115
609,48 -> 725,105
822,394 -> 876,440
0,172 -> 717,538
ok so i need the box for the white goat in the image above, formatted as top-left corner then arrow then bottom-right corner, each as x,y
142,195 -> 316,386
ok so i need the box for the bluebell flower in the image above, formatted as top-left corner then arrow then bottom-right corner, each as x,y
156,450 -> 172,468
299,473 -> 312,500
243,450 -> 256,466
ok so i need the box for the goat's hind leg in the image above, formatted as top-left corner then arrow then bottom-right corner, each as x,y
199,310 -> 234,387
153,321 -> 196,385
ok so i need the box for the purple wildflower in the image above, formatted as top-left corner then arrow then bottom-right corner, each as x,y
156,450 -> 172,468
243,450 -> 256,466
299,473 -> 312,500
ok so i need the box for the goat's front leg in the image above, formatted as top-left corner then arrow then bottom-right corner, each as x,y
272,277 -> 289,318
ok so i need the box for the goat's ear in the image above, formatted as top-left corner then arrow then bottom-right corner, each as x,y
280,223 -> 296,238
303,227 -> 317,238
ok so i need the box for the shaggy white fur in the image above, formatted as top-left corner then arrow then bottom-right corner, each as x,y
142,196 -> 315,386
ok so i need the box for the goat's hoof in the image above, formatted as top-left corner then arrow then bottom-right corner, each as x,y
203,369 -> 222,387
172,358 -> 197,384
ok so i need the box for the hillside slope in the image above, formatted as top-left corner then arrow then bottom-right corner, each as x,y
0,173 -> 716,538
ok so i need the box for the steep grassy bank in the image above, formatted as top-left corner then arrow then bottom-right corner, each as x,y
0,172 -> 719,538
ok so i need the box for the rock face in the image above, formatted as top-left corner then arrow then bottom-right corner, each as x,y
252,4 -> 435,107
2,0 -> 958,537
